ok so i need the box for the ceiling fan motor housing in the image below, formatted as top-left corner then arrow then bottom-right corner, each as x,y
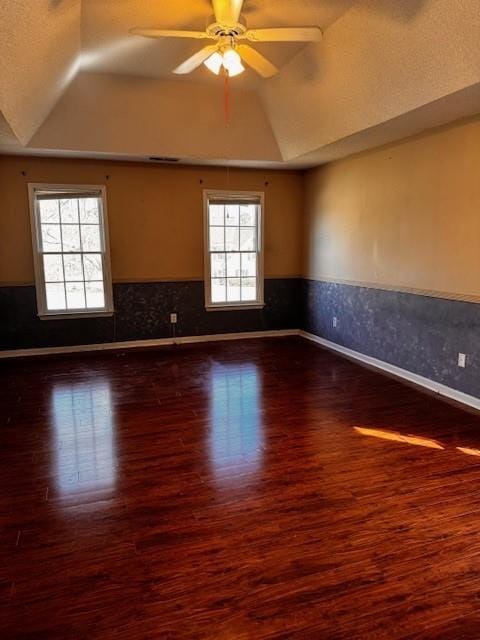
206,14 -> 248,40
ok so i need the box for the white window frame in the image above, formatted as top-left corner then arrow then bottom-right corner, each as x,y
203,189 -> 265,311
28,183 -> 114,320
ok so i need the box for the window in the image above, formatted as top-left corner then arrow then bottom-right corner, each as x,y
29,184 -> 113,318
204,190 -> 264,310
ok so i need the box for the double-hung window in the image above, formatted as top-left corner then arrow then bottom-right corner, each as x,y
29,184 -> 114,318
204,190 -> 264,310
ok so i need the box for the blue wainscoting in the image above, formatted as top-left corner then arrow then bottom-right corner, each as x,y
3,276 -> 479,401
0,279 -> 301,350
302,279 -> 480,398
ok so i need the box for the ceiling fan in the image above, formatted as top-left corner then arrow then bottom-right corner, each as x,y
130,0 -> 322,78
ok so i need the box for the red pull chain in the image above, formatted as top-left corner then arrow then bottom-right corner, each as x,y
224,70 -> 230,127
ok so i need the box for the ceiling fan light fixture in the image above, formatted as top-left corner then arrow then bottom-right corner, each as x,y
222,48 -> 244,76
134,1 -> 322,79
204,51 -> 223,75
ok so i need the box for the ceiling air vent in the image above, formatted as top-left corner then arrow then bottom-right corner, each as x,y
149,156 -> 180,163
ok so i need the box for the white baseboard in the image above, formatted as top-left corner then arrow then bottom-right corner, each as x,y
3,327 -> 479,413
0,329 -> 299,360
299,330 -> 480,412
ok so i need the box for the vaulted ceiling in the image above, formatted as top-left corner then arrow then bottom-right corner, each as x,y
1,0 -> 479,167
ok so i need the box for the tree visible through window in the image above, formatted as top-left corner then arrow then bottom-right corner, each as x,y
204,192 -> 264,308
29,185 -> 113,317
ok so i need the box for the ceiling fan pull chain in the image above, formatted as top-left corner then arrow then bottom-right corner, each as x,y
224,70 -> 230,127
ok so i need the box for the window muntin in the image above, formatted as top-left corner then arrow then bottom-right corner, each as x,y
204,191 -> 264,309
29,185 -> 113,318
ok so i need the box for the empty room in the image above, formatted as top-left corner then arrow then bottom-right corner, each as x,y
1,0 -> 480,638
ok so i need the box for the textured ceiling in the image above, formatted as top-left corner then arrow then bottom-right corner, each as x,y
0,0 -> 80,144
261,0 -> 480,161
0,111 -> 18,148
0,0 -> 479,166
30,72 -> 283,163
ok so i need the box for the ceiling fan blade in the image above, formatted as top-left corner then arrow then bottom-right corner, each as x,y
237,45 -> 278,78
130,28 -> 211,40
173,45 -> 219,75
244,27 -> 322,42
212,0 -> 245,26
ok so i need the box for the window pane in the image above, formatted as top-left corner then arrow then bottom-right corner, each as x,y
79,198 -> 99,223
206,197 -> 261,308
60,198 -> 79,223
241,278 -> 257,301
35,189 -> 110,316
240,204 -> 256,226
66,282 -> 86,309
225,205 -> 239,226
39,200 -> 59,223
209,204 -> 224,226
46,283 -> 66,310
211,278 -> 226,303
81,225 -> 102,252
85,281 -> 105,308
83,254 -> 103,281
241,253 -> 256,277
240,227 -> 256,251
43,254 -> 64,282
62,225 -> 81,252
209,227 -> 224,252
63,254 -> 83,281
226,253 -> 240,277
211,253 -> 226,277
225,227 -> 239,251
227,278 -> 241,302
41,224 -> 61,251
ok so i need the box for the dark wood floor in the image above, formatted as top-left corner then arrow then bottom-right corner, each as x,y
2,337 -> 480,639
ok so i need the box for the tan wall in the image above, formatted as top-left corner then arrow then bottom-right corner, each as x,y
304,115 -> 480,300
0,155 -> 304,285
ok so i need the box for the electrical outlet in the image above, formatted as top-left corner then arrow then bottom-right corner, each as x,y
170,313 -> 177,324
458,353 -> 466,368
333,316 -> 337,328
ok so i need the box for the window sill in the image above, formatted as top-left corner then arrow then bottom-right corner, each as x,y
205,303 -> 265,312
38,310 -> 114,321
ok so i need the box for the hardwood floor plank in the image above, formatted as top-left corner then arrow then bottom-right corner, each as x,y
1,337 -> 480,638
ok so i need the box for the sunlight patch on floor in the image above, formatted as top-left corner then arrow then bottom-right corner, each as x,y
354,426 -> 444,449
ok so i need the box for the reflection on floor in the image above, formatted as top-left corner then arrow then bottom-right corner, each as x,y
2,337 -> 480,639
209,362 -> 263,481
51,380 -> 116,500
